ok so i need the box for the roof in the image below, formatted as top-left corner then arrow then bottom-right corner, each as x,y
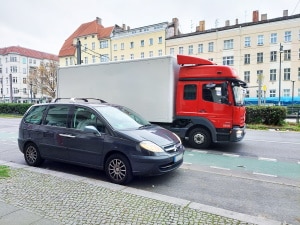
0,46 -> 58,61
58,19 -> 114,57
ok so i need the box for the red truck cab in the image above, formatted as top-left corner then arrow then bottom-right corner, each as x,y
173,55 -> 247,148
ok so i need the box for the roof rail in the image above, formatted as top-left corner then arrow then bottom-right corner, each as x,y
53,98 -> 107,103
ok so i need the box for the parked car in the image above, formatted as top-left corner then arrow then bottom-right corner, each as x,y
18,98 -> 184,184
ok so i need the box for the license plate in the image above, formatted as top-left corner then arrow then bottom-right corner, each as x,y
174,153 -> 183,162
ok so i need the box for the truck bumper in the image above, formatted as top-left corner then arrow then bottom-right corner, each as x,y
229,126 -> 246,142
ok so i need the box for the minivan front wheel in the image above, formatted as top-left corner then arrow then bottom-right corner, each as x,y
24,143 -> 44,167
105,154 -> 133,184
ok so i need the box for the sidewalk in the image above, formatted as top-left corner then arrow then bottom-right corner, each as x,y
0,160 -> 282,225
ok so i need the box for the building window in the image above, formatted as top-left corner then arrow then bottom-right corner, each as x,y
284,31 -> 292,42
13,88 -> 19,94
257,35 -> 264,45
298,67 -> 300,80
149,38 -> 153,45
22,58 -> 27,64
65,58 -> 68,66
284,49 -> 291,61
113,44 -> 117,51
223,56 -> 234,65
245,90 -> 250,98
100,54 -> 109,62
149,51 -> 153,57
23,88 -> 27,94
121,55 -> 124,60
23,78 -> 26,84
130,42 -> 134,49
198,44 -> 203,53
121,43 -> 124,50
257,52 -> 263,63
10,56 -> 17,62
92,55 -> 96,63
92,42 -> 95,50
270,69 -> 276,81
23,68 -> 27,74
270,51 -> 277,62
130,54 -> 134,60
12,77 -> 17,83
283,89 -> 290,97
141,40 -> 144,47
208,42 -> 214,52
244,71 -> 250,83
284,68 -> 290,80
179,47 -> 184,54
114,56 -> 117,61
158,37 -> 162,44
224,39 -> 233,50
84,57 -> 88,64
270,89 -> 276,97
270,33 -> 277,44
10,66 -> 17,73
100,40 -> 108,49
170,48 -> 174,55
244,54 -> 250,64
141,52 -> 144,58
244,37 -> 251,47
84,44 -> 87,51
188,45 -> 193,55
158,50 -> 162,56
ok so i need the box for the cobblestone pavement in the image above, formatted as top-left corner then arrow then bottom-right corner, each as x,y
0,163 -> 281,225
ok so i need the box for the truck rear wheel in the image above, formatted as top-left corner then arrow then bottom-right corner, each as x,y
189,128 -> 211,149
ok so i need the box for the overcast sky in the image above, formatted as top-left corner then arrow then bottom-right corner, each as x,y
1,0 -> 299,55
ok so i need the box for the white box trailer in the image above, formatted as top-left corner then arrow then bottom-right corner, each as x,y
57,56 -> 179,123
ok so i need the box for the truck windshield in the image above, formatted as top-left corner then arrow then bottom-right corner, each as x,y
94,105 -> 151,130
232,85 -> 245,106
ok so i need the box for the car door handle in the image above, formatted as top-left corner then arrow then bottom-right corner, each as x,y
59,134 -> 76,138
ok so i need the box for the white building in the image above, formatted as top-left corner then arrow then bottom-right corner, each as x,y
0,46 -> 58,103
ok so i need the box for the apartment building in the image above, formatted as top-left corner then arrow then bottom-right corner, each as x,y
166,10 -> 300,105
58,17 -> 180,66
0,46 -> 58,103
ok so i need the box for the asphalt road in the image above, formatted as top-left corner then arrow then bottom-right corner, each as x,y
1,118 -> 300,224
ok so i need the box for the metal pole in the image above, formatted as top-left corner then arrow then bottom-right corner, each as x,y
278,43 -> 283,106
291,80 -> 295,113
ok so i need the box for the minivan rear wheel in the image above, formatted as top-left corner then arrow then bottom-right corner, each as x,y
24,143 -> 44,166
105,154 -> 133,184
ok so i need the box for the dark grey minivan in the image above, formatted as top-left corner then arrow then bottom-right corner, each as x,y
18,98 -> 184,184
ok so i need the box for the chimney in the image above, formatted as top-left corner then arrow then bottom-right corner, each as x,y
96,17 -> 102,25
172,18 -> 179,36
235,19 -> 239,25
283,10 -> 288,16
261,14 -> 267,21
196,20 -> 205,32
225,20 -> 230,26
252,10 -> 259,22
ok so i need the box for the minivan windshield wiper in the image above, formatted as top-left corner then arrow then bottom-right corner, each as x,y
139,124 -> 152,129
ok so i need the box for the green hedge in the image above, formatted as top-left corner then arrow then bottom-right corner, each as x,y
246,106 -> 286,125
0,103 -> 32,115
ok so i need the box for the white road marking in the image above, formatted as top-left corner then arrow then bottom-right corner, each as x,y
258,157 -> 277,162
253,172 -> 277,178
223,153 -> 239,157
210,166 -> 230,171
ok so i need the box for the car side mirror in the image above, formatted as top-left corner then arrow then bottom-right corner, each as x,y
84,125 -> 101,136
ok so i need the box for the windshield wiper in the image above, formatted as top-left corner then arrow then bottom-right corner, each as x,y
138,124 -> 152,129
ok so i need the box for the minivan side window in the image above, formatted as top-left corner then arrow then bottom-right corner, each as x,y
44,105 -> 69,127
24,105 -> 47,124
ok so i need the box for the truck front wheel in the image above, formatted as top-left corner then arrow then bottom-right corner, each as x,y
189,128 -> 211,149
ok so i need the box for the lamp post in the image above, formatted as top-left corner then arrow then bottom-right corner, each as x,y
278,43 -> 283,105
29,82 -> 33,103
291,80 -> 295,113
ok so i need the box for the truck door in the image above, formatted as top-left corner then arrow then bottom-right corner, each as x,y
200,82 -> 233,129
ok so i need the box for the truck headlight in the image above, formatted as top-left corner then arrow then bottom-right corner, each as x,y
139,141 -> 164,153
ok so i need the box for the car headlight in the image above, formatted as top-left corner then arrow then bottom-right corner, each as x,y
139,141 -> 164,153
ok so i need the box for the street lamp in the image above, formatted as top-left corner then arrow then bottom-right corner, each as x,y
278,43 -> 283,106
291,80 -> 295,113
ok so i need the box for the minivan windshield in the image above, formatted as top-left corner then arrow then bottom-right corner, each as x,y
95,105 -> 151,130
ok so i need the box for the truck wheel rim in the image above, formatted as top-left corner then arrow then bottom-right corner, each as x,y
194,134 -> 204,144
108,159 -> 126,181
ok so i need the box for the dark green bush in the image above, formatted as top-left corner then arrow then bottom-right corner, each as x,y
246,106 -> 286,125
0,103 -> 32,115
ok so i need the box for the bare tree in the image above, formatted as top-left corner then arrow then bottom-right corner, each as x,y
28,60 -> 58,101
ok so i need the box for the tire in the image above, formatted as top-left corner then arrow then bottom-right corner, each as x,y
24,143 -> 44,167
105,154 -> 133,185
188,128 -> 211,149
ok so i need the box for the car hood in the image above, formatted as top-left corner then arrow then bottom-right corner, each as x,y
116,125 -> 178,146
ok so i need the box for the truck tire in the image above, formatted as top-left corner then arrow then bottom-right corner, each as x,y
189,128 -> 211,149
